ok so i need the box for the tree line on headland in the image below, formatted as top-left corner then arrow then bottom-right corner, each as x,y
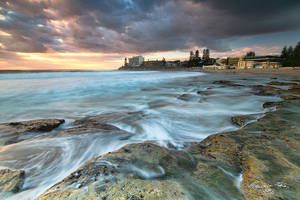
281,41 -> 300,67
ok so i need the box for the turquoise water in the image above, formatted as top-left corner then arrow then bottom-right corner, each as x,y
0,71 -> 204,123
0,71 -> 281,200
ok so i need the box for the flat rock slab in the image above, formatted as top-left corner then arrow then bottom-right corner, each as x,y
250,85 -> 284,96
231,114 -> 260,127
189,100 -> 300,200
212,80 -> 244,87
0,119 -> 65,134
37,142 -> 244,200
263,101 -> 282,109
0,119 -> 65,145
268,81 -> 298,86
0,169 -> 25,194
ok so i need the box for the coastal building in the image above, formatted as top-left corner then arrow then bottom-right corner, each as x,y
128,56 -> 144,67
203,59 -> 227,70
121,48 -> 215,69
203,64 -> 226,70
226,57 -> 240,68
237,56 -> 281,69
142,59 -> 166,67
167,60 -> 181,67
216,58 -> 227,66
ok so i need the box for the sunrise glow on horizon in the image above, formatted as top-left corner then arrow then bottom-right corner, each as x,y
0,0 -> 300,70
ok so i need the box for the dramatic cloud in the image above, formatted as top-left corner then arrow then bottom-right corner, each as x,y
0,0 -> 300,69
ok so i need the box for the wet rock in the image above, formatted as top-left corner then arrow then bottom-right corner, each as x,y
148,100 -> 173,109
282,95 -> 300,100
196,90 -> 215,96
0,119 -> 65,134
291,79 -> 300,83
188,97 -> 300,200
241,157 -> 275,200
188,133 -> 241,166
37,142 -> 245,200
224,101 -> 300,199
212,80 -> 243,87
37,113 -> 138,139
231,114 -> 259,127
50,123 -> 128,137
288,84 -> 300,94
0,169 -> 25,194
74,112 -> 145,128
250,85 -> 284,96
38,179 -> 188,200
177,94 -> 193,101
0,119 -> 65,145
73,113 -> 125,126
37,87 -> 300,200
262,101 -> 282,109
36,143 -> 193,200
268,81 -> 297,86
141,88 -> 160,92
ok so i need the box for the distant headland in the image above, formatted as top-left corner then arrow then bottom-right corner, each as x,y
119,42 -> 300,71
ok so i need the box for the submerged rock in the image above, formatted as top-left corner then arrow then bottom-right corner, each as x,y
0,119 -> 65,134
45,112 -> 144,138
36,143 -> 190,199
291,79 -> 300,83
231,114 -> 259,127
262,101 -> 282,109
0,119 -> 65,145
73,113 -> 126,126
73,112 -> 145,128
288,84 -> 300,94
197,90 -> 215,96
178,93 -> 194,101
37,142 -> 244,200
250,85 -> 283,96
282,95 -> 300,100
148,100 -> 173,109
268,81 -> 297,86
0,169 -> 25,194
213,80 -> 243,87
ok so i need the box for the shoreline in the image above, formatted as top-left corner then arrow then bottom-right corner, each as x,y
1,68 -> 300,79
1,75 -> 300,200
119,66 -> 300,77
193,67 -> 300,78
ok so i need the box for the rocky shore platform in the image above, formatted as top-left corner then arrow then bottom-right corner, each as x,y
1,79 -> 300,200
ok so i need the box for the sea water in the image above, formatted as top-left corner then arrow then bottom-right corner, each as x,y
0,71 -> 281,199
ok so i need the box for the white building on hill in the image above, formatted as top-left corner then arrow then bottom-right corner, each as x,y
128,56 -> 144,67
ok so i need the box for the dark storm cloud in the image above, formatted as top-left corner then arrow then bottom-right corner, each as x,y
0,0 -> 300,54
188,0 -> 300,35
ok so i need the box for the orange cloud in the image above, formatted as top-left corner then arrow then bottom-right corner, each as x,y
1,52 -> 124,70
0,45 -> 282,70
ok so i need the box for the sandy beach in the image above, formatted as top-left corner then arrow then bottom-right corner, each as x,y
194,67 -> 300,78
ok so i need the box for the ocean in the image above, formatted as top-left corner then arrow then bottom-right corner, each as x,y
0,71 -> 281,199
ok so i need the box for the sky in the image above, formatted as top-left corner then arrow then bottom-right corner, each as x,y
0,0 -> 300,70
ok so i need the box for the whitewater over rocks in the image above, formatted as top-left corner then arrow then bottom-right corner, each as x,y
0,71 -> 300,200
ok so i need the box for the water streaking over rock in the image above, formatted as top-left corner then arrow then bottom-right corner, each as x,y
0,71 -> 289,200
